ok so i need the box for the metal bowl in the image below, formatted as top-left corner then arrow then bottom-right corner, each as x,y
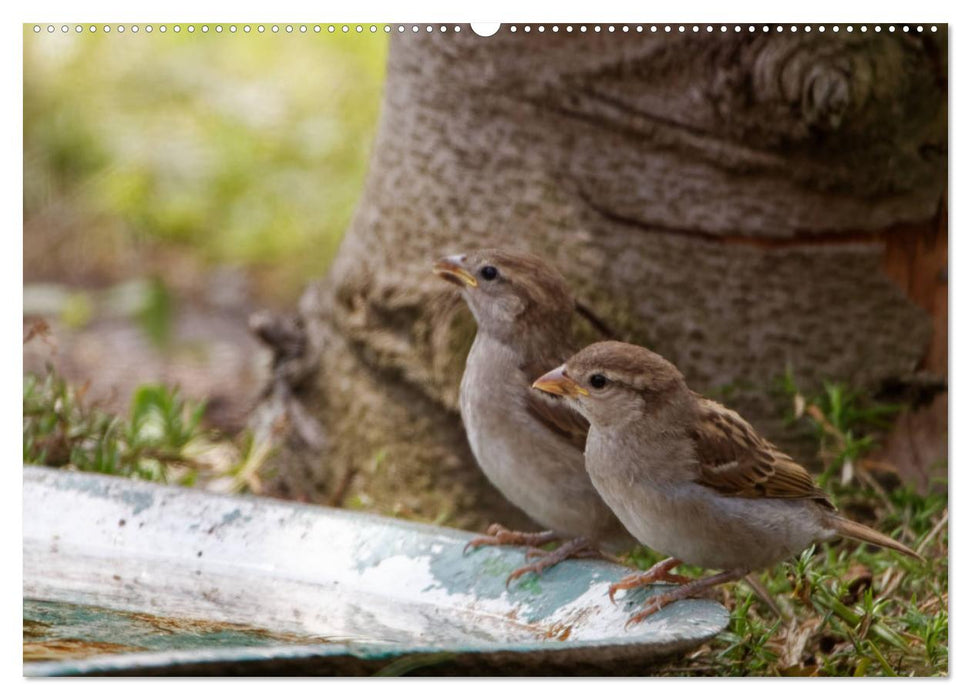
23,466 -> 728,675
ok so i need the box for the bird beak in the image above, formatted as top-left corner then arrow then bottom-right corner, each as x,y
532,365 -> 589,397
433,255 -> 478,287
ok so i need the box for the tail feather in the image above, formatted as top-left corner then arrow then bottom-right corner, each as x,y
830,516 -> 924,562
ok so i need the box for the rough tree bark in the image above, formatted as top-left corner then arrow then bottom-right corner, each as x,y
251,28 -> 947,528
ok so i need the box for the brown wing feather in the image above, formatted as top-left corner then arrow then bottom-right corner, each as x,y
691,396 -> 834,509
521,357 -> 589,452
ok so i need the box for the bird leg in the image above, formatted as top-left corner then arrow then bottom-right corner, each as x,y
462,523 -> 560,555
506,537 -> 603,587
624,568 -> 748,628
524,544 -> 622,564
608,557 -> 691,603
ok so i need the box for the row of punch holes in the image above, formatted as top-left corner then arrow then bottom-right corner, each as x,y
33,24 -> 940,35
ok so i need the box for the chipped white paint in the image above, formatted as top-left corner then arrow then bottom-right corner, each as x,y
23,466 -> 728,674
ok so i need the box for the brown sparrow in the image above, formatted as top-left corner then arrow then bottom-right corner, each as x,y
532,340 -> 922,625
433,250 -> 633,583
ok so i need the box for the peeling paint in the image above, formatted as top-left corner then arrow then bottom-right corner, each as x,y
23,467 -> 729,675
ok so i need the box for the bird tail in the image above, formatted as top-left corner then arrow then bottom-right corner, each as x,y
829,516 -> 924,562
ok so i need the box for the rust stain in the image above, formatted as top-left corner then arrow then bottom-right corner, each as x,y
123,610 -> 334,644
23,619 -> 51,637
544,622 -> 573,641
24,639 -> 146,662
23,605 -> 339,664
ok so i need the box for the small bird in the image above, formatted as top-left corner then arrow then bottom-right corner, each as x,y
433,250 -> 633,583
532,340 -> 922,626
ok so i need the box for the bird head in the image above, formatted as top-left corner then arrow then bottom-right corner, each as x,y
433,249 -> 575,342
531,341 -> 687,428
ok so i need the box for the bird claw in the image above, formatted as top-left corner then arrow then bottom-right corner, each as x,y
462,525 -> 558,555
620,567 -> 747,628
608,573 -> 658,605
462,537 -> 491,555
505,563 -> 542,588
608,580 -> 629,605
505,539 -> 604,588
623,596 -> 672,628
608,558 -> 690,604
507,552 -> 602,587
463,533 -> 496,555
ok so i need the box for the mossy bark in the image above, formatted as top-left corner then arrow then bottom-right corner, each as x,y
252,28 -> 948,526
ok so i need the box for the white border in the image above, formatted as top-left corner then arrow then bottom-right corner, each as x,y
6,0 -> 961,696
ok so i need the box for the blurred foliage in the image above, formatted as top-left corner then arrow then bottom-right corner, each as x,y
24,366 -> 207,483
778,369 -> 904,488
24,26 -> 388,301
24,356 -> 273,494
136,277 -> 174,347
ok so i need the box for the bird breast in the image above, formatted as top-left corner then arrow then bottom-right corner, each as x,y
459,335 -> 614,538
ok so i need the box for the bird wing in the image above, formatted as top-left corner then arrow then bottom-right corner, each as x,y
521,357 -> 590,452
690,396 -> 834,509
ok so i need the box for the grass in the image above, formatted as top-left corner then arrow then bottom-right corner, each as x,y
23,325 -> 273,494
638,375 -> 948,677
25,369 -> 202,483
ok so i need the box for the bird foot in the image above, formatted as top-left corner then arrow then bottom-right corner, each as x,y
622,568 -> 748,628
506,537 -> 602,587
608,557 -> 689,604
523,546 -> 597,560
623,593 -> 682,628
462,524 -> 559,555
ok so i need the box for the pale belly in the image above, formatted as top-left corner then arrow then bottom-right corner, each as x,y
591,478 -> 827,571
459,373 -> 618,541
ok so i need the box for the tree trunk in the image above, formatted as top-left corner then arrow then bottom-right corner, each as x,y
251,28 -> 948,527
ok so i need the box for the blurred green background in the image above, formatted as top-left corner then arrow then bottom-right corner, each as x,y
24,25 -> 389,434
24,26 -> 388,303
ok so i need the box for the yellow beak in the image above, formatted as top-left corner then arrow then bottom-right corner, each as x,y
531,365 -> 589,397
433,256 -> 478,287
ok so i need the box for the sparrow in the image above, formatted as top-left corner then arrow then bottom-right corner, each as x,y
433,250 -> 634,583
532,340 -> 922,626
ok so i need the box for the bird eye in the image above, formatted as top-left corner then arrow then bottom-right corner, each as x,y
589,373 -> 608,389
479,265 -> 498,281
